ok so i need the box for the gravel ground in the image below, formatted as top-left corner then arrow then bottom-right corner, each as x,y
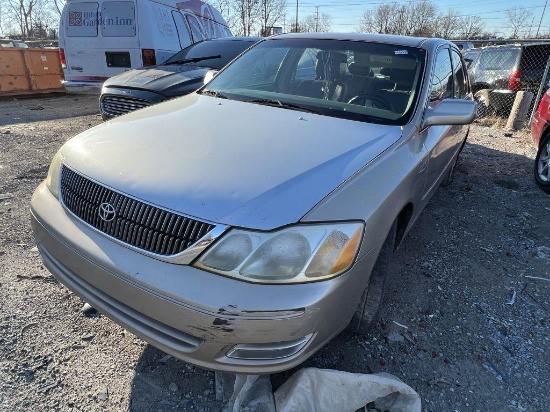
0,95 -> 548,412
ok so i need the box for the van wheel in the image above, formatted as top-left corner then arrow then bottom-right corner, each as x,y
534,133 -> 550,194
474,89 -> 494,117
348,222 -> 396,335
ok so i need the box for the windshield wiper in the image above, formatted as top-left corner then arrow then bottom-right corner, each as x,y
163,55 -> 222,65
201,89 -> 229,99
246,99 -> 321,114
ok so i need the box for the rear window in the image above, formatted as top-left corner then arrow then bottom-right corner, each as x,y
66,2 -> 99,37
101,1 -> 136,37
520,45 -> 550,71
479,48 -> 519,71
65,1 -> 136,37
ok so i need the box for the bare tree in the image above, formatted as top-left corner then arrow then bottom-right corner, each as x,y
372,4 -> 393,34
408,1 -> 437,36
507,8 -> 533,39
459,15 -> 484,39
300,12 -> 331,32
5,0 -> 40,37
259,0 -> 285,36
360,1 -> 442,37
359,10 -> 375,33
51,0 -> 65,16
229,0 -> 261,35
213,0 -> 239,33
434,9 -> 461,39
359,4 -> 392,34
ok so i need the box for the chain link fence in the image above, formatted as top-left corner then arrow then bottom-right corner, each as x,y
463,42 -> 550,128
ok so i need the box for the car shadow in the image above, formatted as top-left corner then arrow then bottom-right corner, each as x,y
125,140 -> 549,411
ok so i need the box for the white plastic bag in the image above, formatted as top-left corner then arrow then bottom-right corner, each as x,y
274,368 -> 421,412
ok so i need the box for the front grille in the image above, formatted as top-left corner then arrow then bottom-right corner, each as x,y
60,166 -> 215,256
100,95 -> 152,117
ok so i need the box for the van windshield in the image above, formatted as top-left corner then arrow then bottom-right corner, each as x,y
201,38 -> 426,125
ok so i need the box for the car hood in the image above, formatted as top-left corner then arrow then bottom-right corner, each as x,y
61,95 -> 402,230
102,65 -> 209,95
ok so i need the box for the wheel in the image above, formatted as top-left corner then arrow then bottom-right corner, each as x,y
348,94 -> 395,111
348,222 -> 396,335
474,89 -> 494,117
534,133 -> 550,194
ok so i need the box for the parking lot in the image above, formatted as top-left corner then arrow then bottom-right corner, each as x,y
0,94 -> 549,411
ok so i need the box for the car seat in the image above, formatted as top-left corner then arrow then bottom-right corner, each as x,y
296,51 -> 347,101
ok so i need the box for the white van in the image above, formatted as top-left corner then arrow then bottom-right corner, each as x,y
59,0 -> 231,94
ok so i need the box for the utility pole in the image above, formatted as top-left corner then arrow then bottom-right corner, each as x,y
537,0 -> 549,38
295,0 -> 298,32
315,6 -> 319,32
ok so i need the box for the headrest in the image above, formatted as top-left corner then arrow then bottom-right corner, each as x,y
380,67 -> 391,77
390,68 -> 416,88
316,51 -> 347,64
348,63 -> 371,76
316,51 -> 347,79
354,52 -> 370,66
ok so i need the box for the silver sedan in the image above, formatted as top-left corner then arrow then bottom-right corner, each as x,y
31,33 -> 476,374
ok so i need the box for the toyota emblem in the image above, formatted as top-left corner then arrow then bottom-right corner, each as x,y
98,202 -> 116,222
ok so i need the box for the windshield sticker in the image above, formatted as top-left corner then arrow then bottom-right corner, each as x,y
395,50 -> 408,55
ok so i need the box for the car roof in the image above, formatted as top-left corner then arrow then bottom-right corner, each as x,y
270,32 -> 447,49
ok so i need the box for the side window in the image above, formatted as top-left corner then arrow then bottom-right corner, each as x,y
199,17 -> 216,39
101,1 -> 136,37
451,50 -> 468,98
186,14 -> 206,42
430,49 -> 453,102
479,49 -> 519,71
66,2 -> 99,37
172,11 -> 192,48
294,49 -> 320,81
463,51 -> 478,69
249,48 -> 287,84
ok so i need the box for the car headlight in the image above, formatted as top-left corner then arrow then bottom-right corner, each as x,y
45,151 -> 63,199
193,222 -> 364,283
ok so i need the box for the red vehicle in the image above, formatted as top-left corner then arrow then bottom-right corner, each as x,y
531,88 -> 550,193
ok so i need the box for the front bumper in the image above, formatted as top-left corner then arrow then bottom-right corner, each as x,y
488,90 -> 516,112
30,182 -> 378,374
62,80 -> 104,95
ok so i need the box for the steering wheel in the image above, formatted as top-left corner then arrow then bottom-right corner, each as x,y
348,94 -> 395,111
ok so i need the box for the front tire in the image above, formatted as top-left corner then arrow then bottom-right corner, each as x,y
535,133 -> 550,194
348,222 -> 396,335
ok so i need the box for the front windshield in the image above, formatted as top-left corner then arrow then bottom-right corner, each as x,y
202,38 -> 426,125
164,40 -> 256,70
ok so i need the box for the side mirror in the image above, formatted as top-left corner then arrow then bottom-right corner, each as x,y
421,99 -> 477,129
203,69 -> 219,85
